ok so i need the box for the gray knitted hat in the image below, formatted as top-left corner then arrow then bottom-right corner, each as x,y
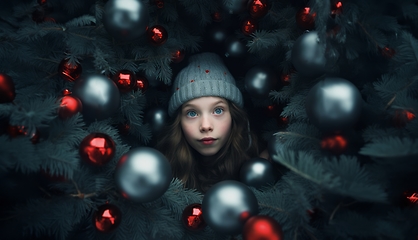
168,52 -> 243,116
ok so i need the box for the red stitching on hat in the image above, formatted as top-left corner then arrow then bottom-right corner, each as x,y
224,72 -> 227,75
176,87 -> 179,90
190,80 -> 195,82
205,70 -> 210,73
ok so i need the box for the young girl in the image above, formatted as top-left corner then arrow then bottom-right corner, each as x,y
156,52 -> 261,193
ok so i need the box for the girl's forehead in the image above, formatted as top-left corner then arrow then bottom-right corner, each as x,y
182,97 -> 227,108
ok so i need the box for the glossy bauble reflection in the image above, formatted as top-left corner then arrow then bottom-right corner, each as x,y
224,36 -> 247,58
244,66 -> 277,98
102,0 -> 150,41
115,147 -> 172,202
202,180 -> 259,236
145,106 -> 169,137
291,31 -> 326,77
93,204 -> 122,233
239,157 -> 278,189
305,77 -> 362,133
0,73 -> 16,103
72,74 -> 120,123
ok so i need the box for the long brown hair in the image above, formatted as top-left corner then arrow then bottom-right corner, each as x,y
156,100 -> 259,193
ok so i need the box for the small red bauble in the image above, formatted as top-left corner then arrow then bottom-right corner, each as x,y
118,123 -> 130,135
331,1 -> 343,17
58,59 -> 82,82
241,18 -> 258,36
147,25 -> 168,46
171,49 -> 185,63
79,133 -> 116,166
242,215 -> 283,240
38,0 -> 47,5
0,73 -> 16,103
58,95 -> 83,119
380,46 -> 396,59
248,0 -> 269,19
112,70 -> 136,93
296,7 -> 316,30
7,125 -> 40,144
393,110 -> 415,128
181,203 -> 206,231
135,74 -> 149,93
321,134 -> 348,154
211,11 -> 223,22
155,0 -> 164,8
93,204 -> 122,233
62,89 -> 72,96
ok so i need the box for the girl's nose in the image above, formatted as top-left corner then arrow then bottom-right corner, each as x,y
200,115 -> 213,132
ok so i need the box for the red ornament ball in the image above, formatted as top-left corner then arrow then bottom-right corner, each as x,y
112,70 -> 136,93
0,73 -> 16,103
248,0 -> 269,19
242,18 -> 258,36
58,59 -> 82,82
242,215 -> 283,240
211,11 -> 223,22
147,25 -> 168,46
393,110 -> 416,128
135,74 -> 149,93
155,0 -> 164,8
171,49 -> 185,63
93,204 -> 122,233
79,133 -> 116,166
296,7 -> 316,30
331,1 -> 343,17
321,134 -> 348,154
58,95 -> 83,119
181,203 -> 206,231
7,125 -> 40,144
380,46 -> 396,59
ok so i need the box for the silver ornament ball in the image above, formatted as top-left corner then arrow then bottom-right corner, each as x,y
244,66 -> 277,98
202,180 -> 259,236
102,0 -> 150,41
72,73 -> 120,123
239,157 -> 278,189
114,147 -> 172,202
305,77 -> 363,133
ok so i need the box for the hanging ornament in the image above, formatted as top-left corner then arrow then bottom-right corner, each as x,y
147,25 -> 168,46
393,110 -> 416,128
224,36 -> 247,58
152,0 -> 164,9
202,180 -> 259,236
295,6 -> 316,31
58,59 -> 82,82
244,66 -> 277,98
405,191 -> 418,205
115,147 -> 172,202
221,0 -> 247,14
102,0 -> 150,41
281,72 -> 292,86
380,46 -> 396,59
207,25 -> 228,47
241,18 -> 258,36
211,11 -> 223,22
171,49 -> 185,63
331,1 -> 343,17
321,134 -> 348,154
58,95 -> 83,120
291,31 -> 331,77
0,73 -> 16,104
145,106 -> 169,137
135,74 -> 149,93
242,215 -> 284,240
62,89 -> 72,96
239,157 -> 278,189
79,133 -> 116,166
7,125 -> 40,144
305,77 -> 363,133
248,0 -> 269,19
181,203 -> 207,231
72,74 -> 120,123
112,70 -> 136,93
93,204 -> 122,233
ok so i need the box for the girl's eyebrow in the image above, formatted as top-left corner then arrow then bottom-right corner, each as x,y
183,100 -> 226,109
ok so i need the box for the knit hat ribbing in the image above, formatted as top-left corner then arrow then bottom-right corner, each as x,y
168,52 -> 243,116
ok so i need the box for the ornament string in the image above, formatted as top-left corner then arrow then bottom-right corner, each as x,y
70,180 -> 96,199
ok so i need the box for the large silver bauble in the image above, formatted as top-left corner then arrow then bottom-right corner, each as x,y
114,147 -> 172,203
72,74 -> 120,123
202,180 -> 259,236
291,31 -> 327,77
102,0 -> 149,41
305,77 -> 363,133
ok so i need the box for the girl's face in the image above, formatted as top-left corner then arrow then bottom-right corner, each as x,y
181,97 -> 232,157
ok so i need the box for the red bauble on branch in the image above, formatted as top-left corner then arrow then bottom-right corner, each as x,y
296,7 -> 316,30
380,46 -> 396,59
211,11 -> 223,22
331,1 -> 343,17
171,49 -> 185,63
0,73 -> 16,103
135,74 -> 149,93
112,70 -> 136,93
79,133 -> 116,166
7,125 -> 40,144
248,0 -> 269,19
241,18 -> 258,36
93,204 -> 122,233
58,95 -> 83,119
242,215 -> 284,240
321,134 -> 348,154
181,203 -> 207,231
58,59 -> 82,82
393,109 -> 415,128
147,25 -> 168,46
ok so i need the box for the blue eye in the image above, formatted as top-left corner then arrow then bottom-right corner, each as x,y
214,108 -> 223,115
186,110 -> 197,118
